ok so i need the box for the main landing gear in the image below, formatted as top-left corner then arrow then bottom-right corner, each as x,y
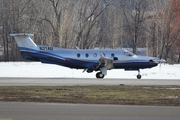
96,72 -> 104,78
95,69 -> 142,79
137,70 -> 141,79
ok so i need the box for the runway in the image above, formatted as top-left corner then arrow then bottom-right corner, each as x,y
0,77 -> 179,86
0,78 -> 180,120
0,102 -> 180,120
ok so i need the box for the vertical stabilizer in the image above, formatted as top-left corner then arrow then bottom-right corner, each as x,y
10,33 -> 38,50
10,33 -> 39,60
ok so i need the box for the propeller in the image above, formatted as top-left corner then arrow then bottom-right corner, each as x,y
150,59 -> 166,72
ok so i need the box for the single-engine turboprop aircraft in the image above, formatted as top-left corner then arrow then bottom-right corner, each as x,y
10,33 -> 166,79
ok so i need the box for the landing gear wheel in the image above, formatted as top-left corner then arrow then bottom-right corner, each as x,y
96,72 -> 104,79
137,74 -> 141,79
137,69 -> 142,79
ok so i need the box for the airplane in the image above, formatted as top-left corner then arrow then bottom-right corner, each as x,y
10,33 -> 166,79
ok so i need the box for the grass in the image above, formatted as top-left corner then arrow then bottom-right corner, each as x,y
0,85 -> 180,106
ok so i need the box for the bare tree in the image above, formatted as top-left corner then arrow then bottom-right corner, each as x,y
146,0 -> 180,63
72,0 -> 109,49
123,0 -> 151,54
0,0 -> 180,63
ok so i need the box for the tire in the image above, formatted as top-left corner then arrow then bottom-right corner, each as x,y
96,72 -> 104,79
137,74 -> 141,79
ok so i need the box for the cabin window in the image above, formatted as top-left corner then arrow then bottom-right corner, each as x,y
111,53 -> 114,57
77,53 -> 80,58
85,53 -> 89,58
93,53 -> 97,57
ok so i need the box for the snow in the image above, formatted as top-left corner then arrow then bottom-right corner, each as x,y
0,62 -> 179,79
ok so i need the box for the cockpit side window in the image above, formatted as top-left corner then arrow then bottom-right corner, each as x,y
124,51 -> 134,56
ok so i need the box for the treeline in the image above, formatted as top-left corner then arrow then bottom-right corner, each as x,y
0,0 -> 180,63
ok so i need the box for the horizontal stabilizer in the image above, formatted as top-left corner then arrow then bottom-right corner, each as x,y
10,33 -> 34,37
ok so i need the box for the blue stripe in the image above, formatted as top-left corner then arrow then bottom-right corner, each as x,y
19,47 -> 66,61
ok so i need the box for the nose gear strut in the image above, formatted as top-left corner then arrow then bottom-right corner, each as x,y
137,70 -> 141,79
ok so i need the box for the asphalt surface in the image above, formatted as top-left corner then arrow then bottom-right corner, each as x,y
0,77 -> 180,120
0,77 -> 180,86
0,102 -> 180,120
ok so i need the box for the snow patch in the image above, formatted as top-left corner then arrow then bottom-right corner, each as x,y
0,62 -> 179,79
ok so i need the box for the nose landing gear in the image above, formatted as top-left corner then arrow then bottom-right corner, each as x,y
137,74 -> 141,79
137,70 -> 141,79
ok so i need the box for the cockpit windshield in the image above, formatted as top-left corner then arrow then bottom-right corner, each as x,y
124,50 -> 134,56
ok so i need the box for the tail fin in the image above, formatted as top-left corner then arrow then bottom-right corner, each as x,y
10,33 -> 38,50
10,33 -> 39,61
